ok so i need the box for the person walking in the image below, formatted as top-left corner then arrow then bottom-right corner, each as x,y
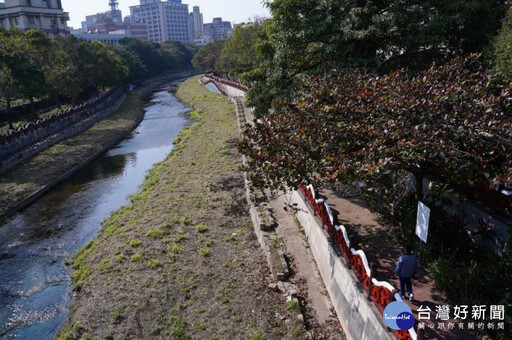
395,245 -> 418,301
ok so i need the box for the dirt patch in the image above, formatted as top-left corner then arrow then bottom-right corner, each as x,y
58,77 -> 308,339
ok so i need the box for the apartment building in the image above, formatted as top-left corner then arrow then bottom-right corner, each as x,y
0,0 -> 70,37
189,5 -> 203,40
130,0 -> 189,44
203,17 -> 232,41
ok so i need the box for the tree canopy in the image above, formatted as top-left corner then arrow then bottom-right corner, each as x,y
494,8 -> 512,80
192,40 -> 226,72
240,56 -> 512,200
0,30 -> 197,127
241,0 -> 509,116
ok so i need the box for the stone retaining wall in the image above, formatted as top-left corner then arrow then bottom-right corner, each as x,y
0,86 -> 129,173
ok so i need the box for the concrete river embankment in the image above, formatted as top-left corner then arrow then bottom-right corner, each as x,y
0,83 -> 190,339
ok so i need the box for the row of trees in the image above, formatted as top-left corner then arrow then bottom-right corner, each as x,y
0,28 -> 196,129
193,1 -> 512,336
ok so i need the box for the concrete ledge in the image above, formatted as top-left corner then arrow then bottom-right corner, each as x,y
287,190 -> 395,340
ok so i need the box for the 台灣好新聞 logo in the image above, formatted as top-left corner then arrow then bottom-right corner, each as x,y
383,301 -> 415,330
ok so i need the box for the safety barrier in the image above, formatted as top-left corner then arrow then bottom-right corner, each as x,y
298,183 -> 417,340
205,73 -> 249,92
203,79 -> 228,96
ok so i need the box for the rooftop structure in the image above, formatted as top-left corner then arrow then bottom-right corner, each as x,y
0,0 -> 70,37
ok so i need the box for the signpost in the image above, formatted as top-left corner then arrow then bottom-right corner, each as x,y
416,201 -> 430,243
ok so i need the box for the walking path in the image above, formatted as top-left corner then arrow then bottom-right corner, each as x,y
323,188 -> 477,340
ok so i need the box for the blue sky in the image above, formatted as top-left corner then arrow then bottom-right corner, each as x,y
62,0 -> 271,29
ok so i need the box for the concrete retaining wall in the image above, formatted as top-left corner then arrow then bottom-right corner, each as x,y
0,87 -> 128,173
288,190 -> 395,340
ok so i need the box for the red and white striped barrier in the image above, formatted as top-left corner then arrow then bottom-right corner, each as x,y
298,183 -> 416,340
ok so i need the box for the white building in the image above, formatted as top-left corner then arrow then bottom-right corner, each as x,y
130,0 -> 189,44
0,0 -> 70,37
203,17 -> 232,41
189,5 -> 203,40
71,30 -> 131,45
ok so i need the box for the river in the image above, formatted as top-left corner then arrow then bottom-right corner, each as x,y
0,82 -> 190,339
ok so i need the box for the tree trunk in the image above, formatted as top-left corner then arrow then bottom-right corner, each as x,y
415,172 -> 424,201
30,97 -> 37,118
7,98 -> 13,130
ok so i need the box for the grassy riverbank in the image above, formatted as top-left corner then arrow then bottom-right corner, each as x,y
58,76 -> 304,339
0,76 -> 181,220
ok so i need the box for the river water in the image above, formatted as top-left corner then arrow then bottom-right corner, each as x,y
0,82 -> 190,339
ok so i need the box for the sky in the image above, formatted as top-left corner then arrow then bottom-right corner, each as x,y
62,0 -> 271,29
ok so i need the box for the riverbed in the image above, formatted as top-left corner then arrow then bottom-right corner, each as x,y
0,83 -> 190,339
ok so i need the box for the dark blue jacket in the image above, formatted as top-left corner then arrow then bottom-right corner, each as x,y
396,254 -> 418,278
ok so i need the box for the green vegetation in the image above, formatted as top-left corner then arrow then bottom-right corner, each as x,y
252,333 -> 265,340
192,40 -> 225,71
128,239 -> 142,247
168,245 -> 183,254
146,259 -> 161,269
196,224 -> 209,233
198,247 -> 210,257
0,75 -> 189,221
172,234 -> 188,243
57,322 -> 89,340
146,228 -> 164,239
112,310 -> 124,324
494,9 -> 512,79
0,29 -> 197,130
130,253 -> 143,262
285,299 -> 300,311
71,241 -> 96,291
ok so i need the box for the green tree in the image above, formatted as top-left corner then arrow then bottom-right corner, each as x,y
0,29 -> 21,129
120,38 -> 167,76
245,0 -> 508,116
161,41 -> 194,69
191,40 -> 225,71
215,21 -> 266,79
114,46 -> 148,81
240,56 -> 512,201
17,30 -> 50,114
494,8 -> 512,80
44,37 -> 81,104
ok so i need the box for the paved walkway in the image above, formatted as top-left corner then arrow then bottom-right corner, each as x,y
323,188 -> 478,340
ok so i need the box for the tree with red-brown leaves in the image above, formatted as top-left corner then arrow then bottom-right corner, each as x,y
240,56 -> 512,210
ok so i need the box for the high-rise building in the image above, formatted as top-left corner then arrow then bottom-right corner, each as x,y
0,0 -> 70,37
130,0 -> 189,43
203,17 -> 232,41
189,5 -> 203,40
